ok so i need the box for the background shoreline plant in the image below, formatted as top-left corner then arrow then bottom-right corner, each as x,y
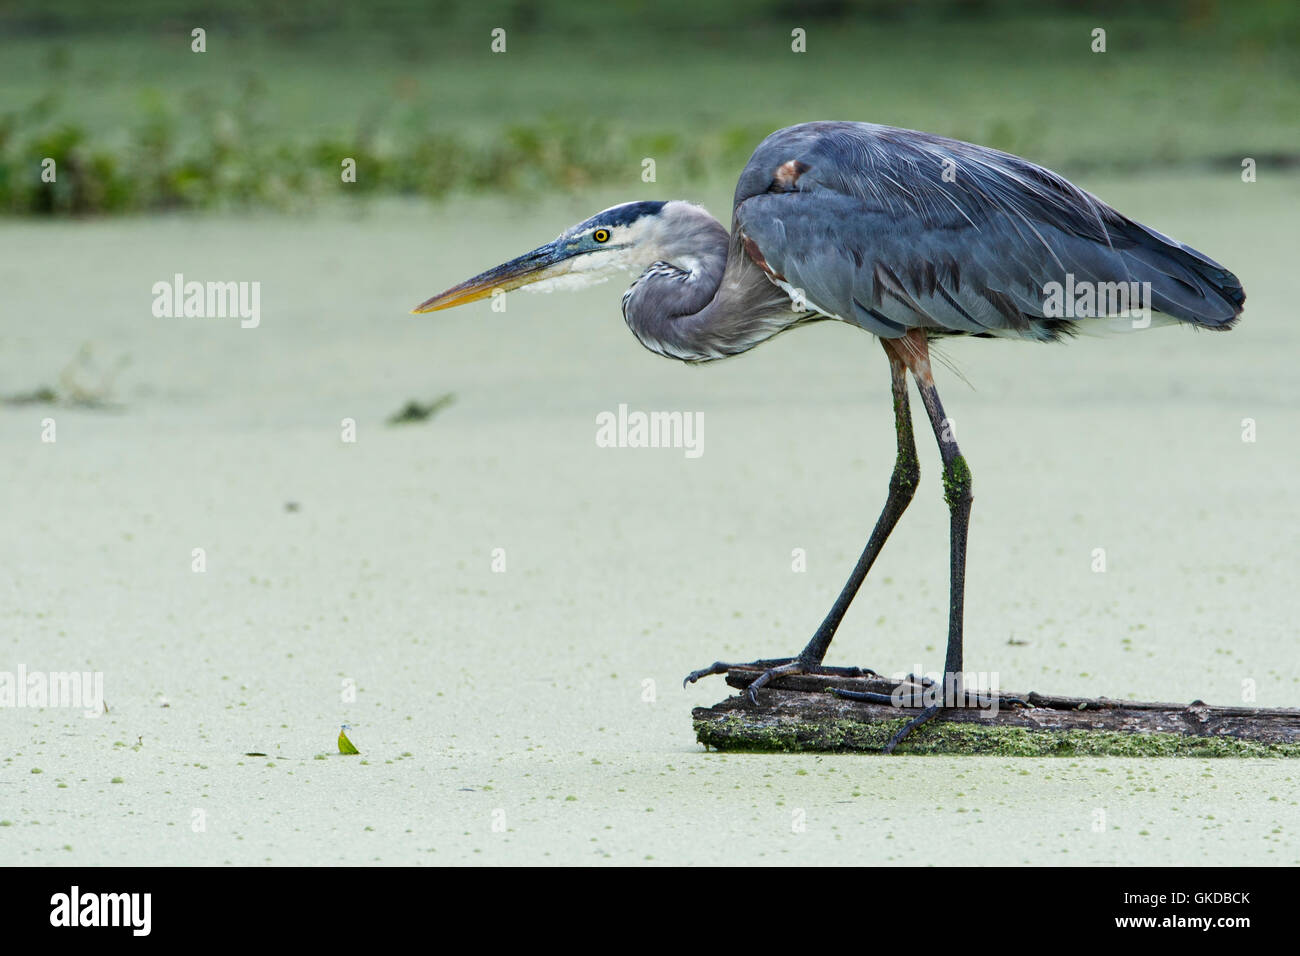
2,3 -> 1295,216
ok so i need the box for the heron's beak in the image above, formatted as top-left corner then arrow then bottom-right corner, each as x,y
411,238 -> 573,313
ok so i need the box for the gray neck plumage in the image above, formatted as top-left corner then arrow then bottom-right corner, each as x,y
621,208 -> 803,363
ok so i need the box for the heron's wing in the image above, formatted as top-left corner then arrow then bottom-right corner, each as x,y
732,122 -> 1243,339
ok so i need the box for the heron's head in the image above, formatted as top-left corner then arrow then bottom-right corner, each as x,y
412,200 -> 714,313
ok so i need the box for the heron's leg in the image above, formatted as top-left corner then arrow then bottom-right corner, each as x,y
792,343 -> 919,666
684,342 -> 919,700
875,330 -> 973,752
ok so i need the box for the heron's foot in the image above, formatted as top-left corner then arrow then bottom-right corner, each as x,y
829,683 -> 1030,754
683,657 -> 877,704
882,705 -> 943,754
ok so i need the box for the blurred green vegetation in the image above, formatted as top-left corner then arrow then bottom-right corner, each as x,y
0,1 -> 1296,214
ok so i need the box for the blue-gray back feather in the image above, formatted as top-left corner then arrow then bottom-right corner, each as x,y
732,122 -> 1244,341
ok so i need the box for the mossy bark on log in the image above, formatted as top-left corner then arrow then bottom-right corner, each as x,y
692,668 -> 1300,757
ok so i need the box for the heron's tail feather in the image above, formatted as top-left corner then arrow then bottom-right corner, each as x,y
1115,220 -> 1245,330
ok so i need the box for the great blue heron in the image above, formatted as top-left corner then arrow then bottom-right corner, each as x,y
413,121 -> 1244,752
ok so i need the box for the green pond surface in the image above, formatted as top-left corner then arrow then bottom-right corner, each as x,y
1,173 -> 1297,864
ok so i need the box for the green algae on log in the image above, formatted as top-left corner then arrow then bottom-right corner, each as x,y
692,668 -> 1300,757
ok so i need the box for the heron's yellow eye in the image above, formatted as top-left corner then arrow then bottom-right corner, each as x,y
593,229 -> 610,243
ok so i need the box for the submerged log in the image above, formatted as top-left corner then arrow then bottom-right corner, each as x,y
691,667 -> 1300,756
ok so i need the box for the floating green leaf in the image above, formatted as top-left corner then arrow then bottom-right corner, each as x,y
338,725 -> 360,755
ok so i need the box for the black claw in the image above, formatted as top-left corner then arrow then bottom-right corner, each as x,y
682,661 -> 730,687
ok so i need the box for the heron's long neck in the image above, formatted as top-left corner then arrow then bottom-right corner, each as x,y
621,220 -> 797,363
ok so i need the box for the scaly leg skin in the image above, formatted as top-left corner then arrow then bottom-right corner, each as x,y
873,330 -> 974,754
683,342 -> 919,702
